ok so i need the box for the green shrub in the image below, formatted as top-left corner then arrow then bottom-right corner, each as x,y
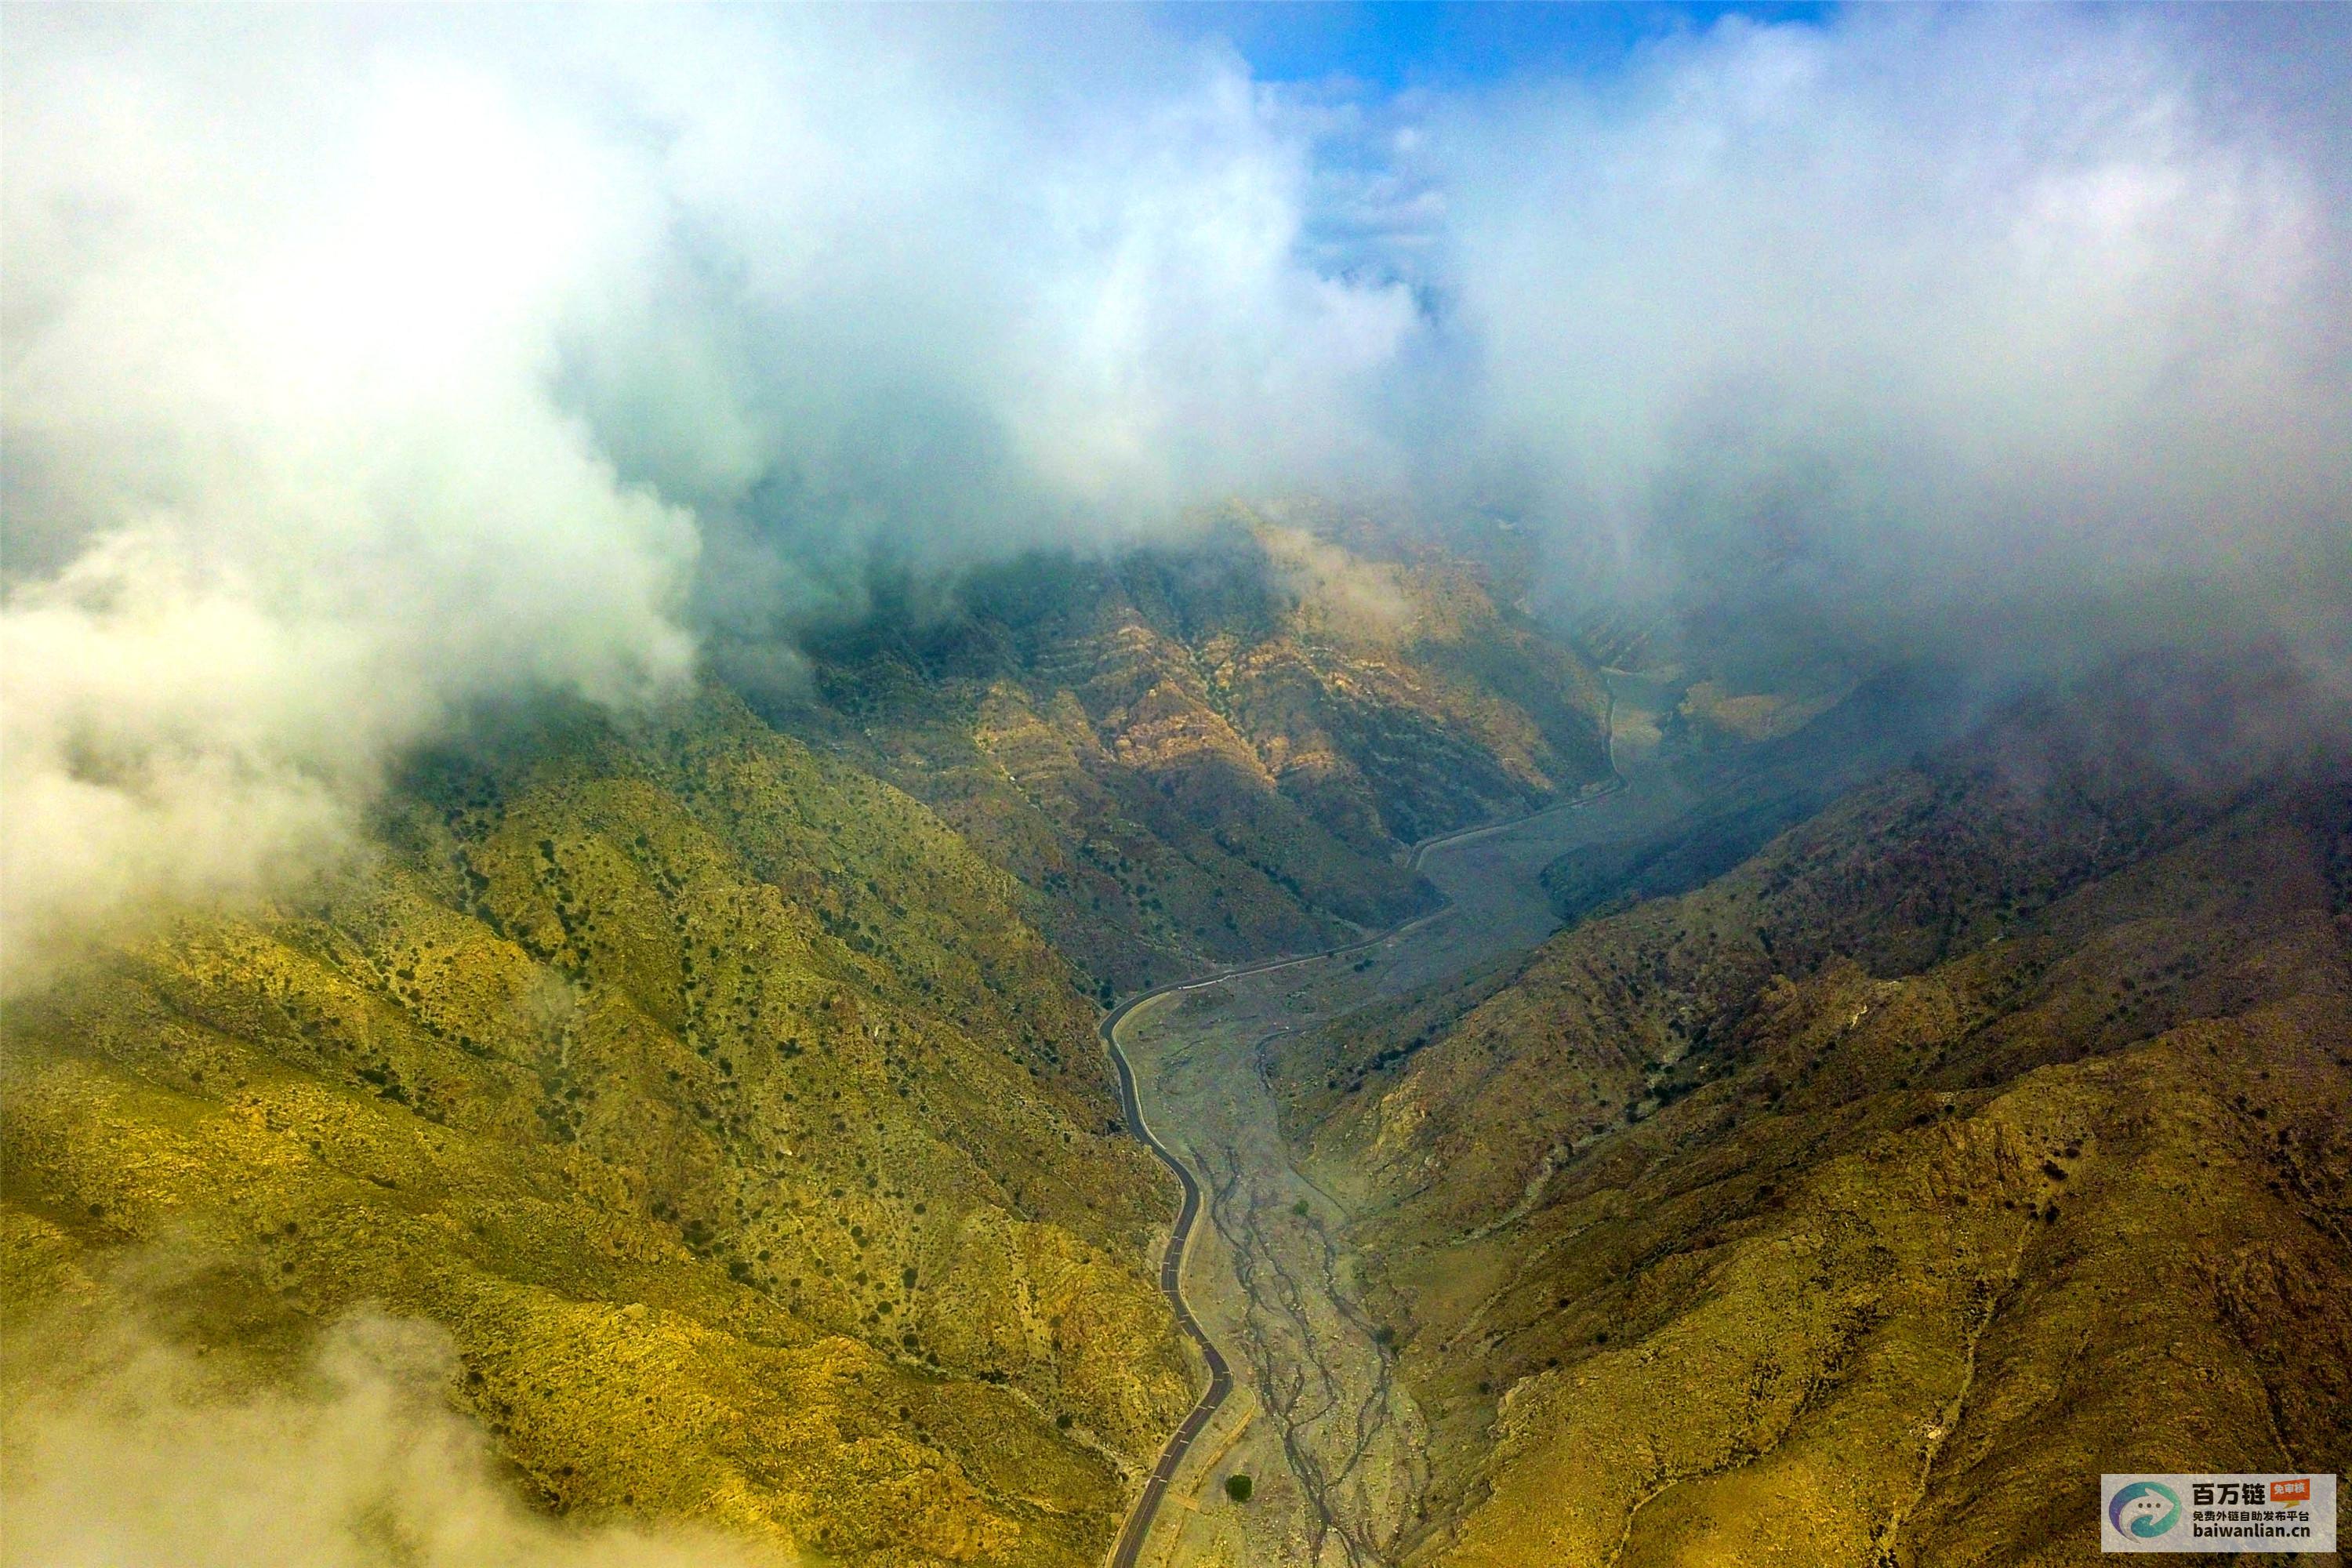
1225,1473 -> 1252,1504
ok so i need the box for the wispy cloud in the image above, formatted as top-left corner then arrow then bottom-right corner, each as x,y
3,1305 -> 777,1568
2,9 -> 1426,988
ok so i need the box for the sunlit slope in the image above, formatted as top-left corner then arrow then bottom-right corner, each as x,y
786,515 -> 1612,989
2,691 -> 1193,1566
1275,691 -> 2351,1566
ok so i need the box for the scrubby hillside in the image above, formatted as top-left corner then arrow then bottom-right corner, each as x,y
2,691 -> 1195,1566
0,516 -> 1613,1565
779,510 -> 1613,989
1269,673 -> 2352,1566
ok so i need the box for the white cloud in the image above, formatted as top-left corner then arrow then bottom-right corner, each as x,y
4,6 -> 2345,989
2,13 -> 702,991
1430,8 -> 2351,640
560,12 -> 1421,584
3,1308 -> 774,1568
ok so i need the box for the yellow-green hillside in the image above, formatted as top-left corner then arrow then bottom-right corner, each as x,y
2,690 -> 1194,1566
1272,686 -> 2352,1566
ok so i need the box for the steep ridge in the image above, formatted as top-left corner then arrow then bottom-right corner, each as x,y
1268,668 -> 2352,1565
779,513 -> 1613,991
2,689 -> 1196,1566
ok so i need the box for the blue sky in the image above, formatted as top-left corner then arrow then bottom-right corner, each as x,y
1163,2 -> 1835,89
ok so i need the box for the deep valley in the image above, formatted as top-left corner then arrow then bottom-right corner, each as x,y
5,524 -> 2345,1568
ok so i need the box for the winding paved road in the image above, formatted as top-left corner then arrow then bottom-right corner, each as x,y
1102,996 -> 1233,1568
1097,764 -> 1626,1568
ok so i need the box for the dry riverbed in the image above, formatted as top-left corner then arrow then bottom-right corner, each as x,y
1109,683 -> 1693,1566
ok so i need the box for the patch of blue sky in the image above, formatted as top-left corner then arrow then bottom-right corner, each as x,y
1177,5 -> 1834,298
1162,2 -> 1835,93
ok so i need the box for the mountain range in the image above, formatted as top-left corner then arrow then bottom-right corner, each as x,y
5,521 -> 2343,1567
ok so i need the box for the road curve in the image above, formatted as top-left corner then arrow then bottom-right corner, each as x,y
1097,762 -> 1626,1568
1101,995 -> 1234,1568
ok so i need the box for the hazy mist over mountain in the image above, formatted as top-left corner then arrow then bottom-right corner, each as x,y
6,5 -> 2347,987
5,10 -> 2350,1568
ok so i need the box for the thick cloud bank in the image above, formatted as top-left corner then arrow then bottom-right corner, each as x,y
2,14 -> 700,989
5,6 -> 2347,988
1436,6 -> 2352,655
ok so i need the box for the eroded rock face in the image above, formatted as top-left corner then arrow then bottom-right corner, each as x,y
1268,681 -> 2352,1567
787,510 -> 1613,990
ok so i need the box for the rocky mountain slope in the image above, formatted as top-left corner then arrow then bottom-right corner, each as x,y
2,519 -> 1616,1566
3,691 -> 1194,1566
779,511 -> 1613,989
1537,666 -> 1962,928
1270,667 -> 2352,1566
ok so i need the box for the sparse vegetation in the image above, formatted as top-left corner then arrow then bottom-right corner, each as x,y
1273,674 -> 2352,1567
1,686 -> 1202,1567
